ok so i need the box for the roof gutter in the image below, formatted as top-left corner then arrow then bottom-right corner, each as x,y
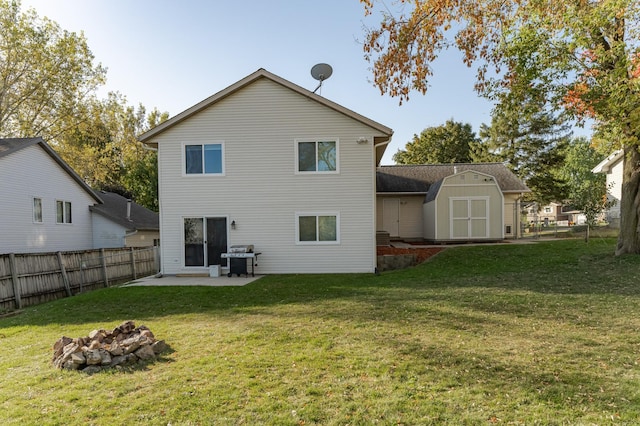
374,137 -> 392,167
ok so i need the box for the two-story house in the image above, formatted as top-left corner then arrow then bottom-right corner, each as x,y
138,69 -> 393,275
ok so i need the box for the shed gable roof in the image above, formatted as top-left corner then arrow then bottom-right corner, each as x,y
89,191 -> 159,231
377,163 -> 530,194
0,137 -> 103,204
138,68 -> 393,146
424,169 -> 501,202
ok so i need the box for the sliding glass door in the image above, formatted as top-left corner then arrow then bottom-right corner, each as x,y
184,217 -> 227,267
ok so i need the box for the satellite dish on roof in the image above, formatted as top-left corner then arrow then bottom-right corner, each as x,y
311,63 -> 333,94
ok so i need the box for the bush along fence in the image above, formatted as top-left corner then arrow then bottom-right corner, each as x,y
0,247 -> 160,312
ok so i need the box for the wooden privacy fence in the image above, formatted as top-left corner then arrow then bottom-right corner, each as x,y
0,247 -> 160,312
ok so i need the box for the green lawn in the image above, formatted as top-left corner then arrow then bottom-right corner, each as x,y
2,238 -> 640,425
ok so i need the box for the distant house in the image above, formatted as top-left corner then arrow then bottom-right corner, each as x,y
138,68 -> 393,275
592,149 -> 623,226
0,137 -> 102,254
90,191 -> 159,248
376,164 -> 530,242
524,202 -> 585,226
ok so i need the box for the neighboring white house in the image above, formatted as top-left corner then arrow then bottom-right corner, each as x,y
0,137 -> 103,254
90,191 -> 159,248
376,163 -> 530,241
592,149 -> 623,226
138,68 -> 393,275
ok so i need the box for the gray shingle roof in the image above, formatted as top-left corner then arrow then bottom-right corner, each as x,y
89,191 -> 159,231
377,163 -> 530,194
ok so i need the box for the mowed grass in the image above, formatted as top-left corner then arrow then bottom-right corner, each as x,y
2,238 -> 640,425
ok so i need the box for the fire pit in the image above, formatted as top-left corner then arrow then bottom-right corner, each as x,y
52,321 -> 167,373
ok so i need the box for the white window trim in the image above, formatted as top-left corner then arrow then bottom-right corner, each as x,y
182,141 -> 226,177
295,212 -> 340,245
33,197 -> 43,224
55,199 -> 72,225
294,138 -> 339,175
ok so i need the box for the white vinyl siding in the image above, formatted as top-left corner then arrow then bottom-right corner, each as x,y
0,145 -> 96,254
606,156 -> 623,220
92,214 -> 127,248
154,78 -> 383,274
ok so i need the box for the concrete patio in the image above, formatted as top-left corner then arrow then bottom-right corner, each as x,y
124,274 -> 264,287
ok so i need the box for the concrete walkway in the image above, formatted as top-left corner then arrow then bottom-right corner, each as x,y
124,274 -> 264,287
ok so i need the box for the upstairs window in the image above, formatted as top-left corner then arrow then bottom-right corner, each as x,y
296,140 -> 337,173
56,200 -> 72,224
33,197 -> 43,223
185,143 -> 224,175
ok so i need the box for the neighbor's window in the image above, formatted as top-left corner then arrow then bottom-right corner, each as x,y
544,206 -> 552,213
33,197 -> 43,223
297,140 -> 337,173
56,200 -> 72,224
185,143 -> 224,175
297,213 -> 339,244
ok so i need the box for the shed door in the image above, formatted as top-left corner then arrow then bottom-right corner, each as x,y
383,198 -> 400,237
450,197 -> 489,239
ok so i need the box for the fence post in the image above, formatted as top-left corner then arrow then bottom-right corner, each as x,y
79,253 -> 85,293
130,247 -> 137,280
56,251 -> 72,297
8,253 -> 22,310
100,248 -> 109,288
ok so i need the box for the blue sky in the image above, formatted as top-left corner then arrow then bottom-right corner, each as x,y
22,0 -> 507,164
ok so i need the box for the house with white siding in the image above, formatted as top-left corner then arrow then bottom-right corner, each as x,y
592,149 -> 623,227
0,137 -> 103,254
138,69 -> 393,275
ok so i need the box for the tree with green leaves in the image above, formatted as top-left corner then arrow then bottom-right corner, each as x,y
471,97 -> 571,205
55,93 -> 167,211
1,1 -> 167,211
360,0 -> 640,255
393,119 -> 476,164
559,137 -> 612,240
0,0 -> 106,138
